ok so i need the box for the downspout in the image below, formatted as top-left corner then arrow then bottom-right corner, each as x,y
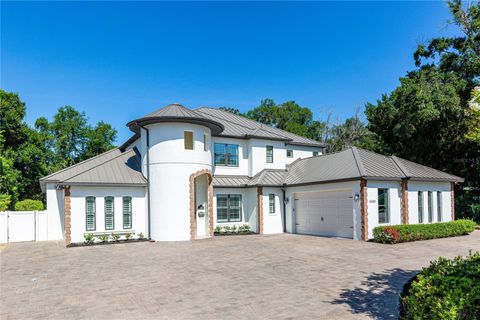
137,122 -> 152,240
281,185 -> 287,233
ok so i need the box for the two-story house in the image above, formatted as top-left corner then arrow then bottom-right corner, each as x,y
40,104 -> 463,245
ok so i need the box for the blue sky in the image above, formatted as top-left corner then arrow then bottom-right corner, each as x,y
1,1 -> 458,143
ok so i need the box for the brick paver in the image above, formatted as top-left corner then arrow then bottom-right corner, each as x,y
1,231 -> 479,319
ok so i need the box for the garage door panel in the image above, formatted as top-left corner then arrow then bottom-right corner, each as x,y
294,189 -> 353,239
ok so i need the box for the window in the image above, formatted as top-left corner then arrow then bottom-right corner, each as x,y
286,149 -> 293,158
184,131 -> 194,150
437,192 -> 442,222
313,151 -> 319,157
269,194 -> 276,214
123,196 -> 132,229
203,133 -> 209,152
378,189 -> 389,223
418,192 -> 424,223
216,194 -> 242,223
214,143 -> 238,167
266,145 -> 273,163
428,191 -> 433,223
104,196 -> 114,230
86,196 -> 96,231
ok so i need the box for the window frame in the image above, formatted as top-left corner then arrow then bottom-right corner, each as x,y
184,130 -> 194,150
428,191 -> 433,223
266,145 -> 273,163
214,143 -> 239,167
85,196 -> 96,231
418,191 -> 424,223
286,149 -> 293,158
203,132 -> 209,152
122,196 -> 132,229
313,151 -> 319,157
104,196 -> 115,231
377,188 -> 389,224
437,191 -> 442,222
216,194 -> 242,223
269,194 -> 276,214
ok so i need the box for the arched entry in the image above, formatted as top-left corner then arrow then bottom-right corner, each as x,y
189,169 -> 214,240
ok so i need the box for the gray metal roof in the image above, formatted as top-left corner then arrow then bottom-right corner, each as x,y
40,148 -> 147,191
247,169 -> 286,186
195,107 -> 326,147
284,147 -> 463,185
212,175 -> 251,188
127,104 -> 224,135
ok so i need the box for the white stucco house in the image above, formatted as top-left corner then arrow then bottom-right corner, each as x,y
39,104 -> 463,245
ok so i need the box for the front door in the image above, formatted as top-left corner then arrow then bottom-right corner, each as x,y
196,204 -> 207,238
195,174 -> 209,238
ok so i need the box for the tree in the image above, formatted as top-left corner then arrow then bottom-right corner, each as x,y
366,0 -> 480,222
83,121 -> 117,160
246,99 -> 278,126
328,115 -> 376,152
219,107 -> 242,115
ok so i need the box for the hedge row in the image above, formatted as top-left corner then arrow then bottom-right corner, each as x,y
373,219 -> 476,244
400,252 -> 480,319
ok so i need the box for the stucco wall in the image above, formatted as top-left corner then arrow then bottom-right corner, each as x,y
69,186 -> 147,244
46,182 -> 65,240
262,187 -> 284,234
407,181 -> 452,224
366,180 -> 402,239
213,187 -> 257,229
145,122 -> 212,241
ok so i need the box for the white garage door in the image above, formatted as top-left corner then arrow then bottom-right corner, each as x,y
294,189 -> 353,238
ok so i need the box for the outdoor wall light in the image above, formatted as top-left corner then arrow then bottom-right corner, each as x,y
354,193 -> 360,202
284,197 -> 289,204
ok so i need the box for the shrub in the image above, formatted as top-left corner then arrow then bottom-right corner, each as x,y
98,234 -> 109,243
214,225 -> 222,233
14,199 -> 44,211
373,219 -> 477,244
238,224 -> 251,233
84,233 -> 95,245
400,252 -> 480,319
137,232 -> 144,240
125,233 -> 132,241
0,194 -> 11,211
111,233 -> 120,242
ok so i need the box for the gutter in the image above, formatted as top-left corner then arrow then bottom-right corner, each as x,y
281,184 -> 287,233
137,122 -> 152,240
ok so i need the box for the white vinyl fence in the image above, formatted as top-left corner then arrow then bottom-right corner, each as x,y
0,211 -> 48,243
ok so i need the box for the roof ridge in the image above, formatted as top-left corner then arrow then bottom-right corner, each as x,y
351,147 -> 367,177
40,148 -> 120,181
394,155 -> 464,180
195,108 -> 258,131
390,155 -> 410,178
61,149 -> 136,183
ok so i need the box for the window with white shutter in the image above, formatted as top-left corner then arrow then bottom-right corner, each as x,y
86,196 -> 96,231
104,196 -> 114,230
123,196 -> 132,229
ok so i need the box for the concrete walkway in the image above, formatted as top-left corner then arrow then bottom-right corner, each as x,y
1,231 -> 479,320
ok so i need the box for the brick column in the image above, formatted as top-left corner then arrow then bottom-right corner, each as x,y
401,179 -> 409,225
450,182 -> 455,221
64,187 -> 71,246
257,187 -> 263,235
360,179 -> 368,241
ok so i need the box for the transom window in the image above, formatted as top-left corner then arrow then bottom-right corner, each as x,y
418,191 -> 424,223
269,194 -> 276,214
214,143 -> 238,167
266,145 -> 273,163
428,191 -> 433,223
104,196 -> 114,230
378,189 -> 389,223
286,149 -> 293,158
437,191 -> 442,222
86,196 -> 96,231
123,196 -> 132,229
216,194 -> 242,223
184,131 -> 194,150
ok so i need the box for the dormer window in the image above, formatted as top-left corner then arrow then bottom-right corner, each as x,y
184,131 -> 194,150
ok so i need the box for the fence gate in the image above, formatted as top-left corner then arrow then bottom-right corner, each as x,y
0,211 -> 46,243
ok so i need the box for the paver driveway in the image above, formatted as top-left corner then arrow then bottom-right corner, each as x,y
1,231 -> 479,320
